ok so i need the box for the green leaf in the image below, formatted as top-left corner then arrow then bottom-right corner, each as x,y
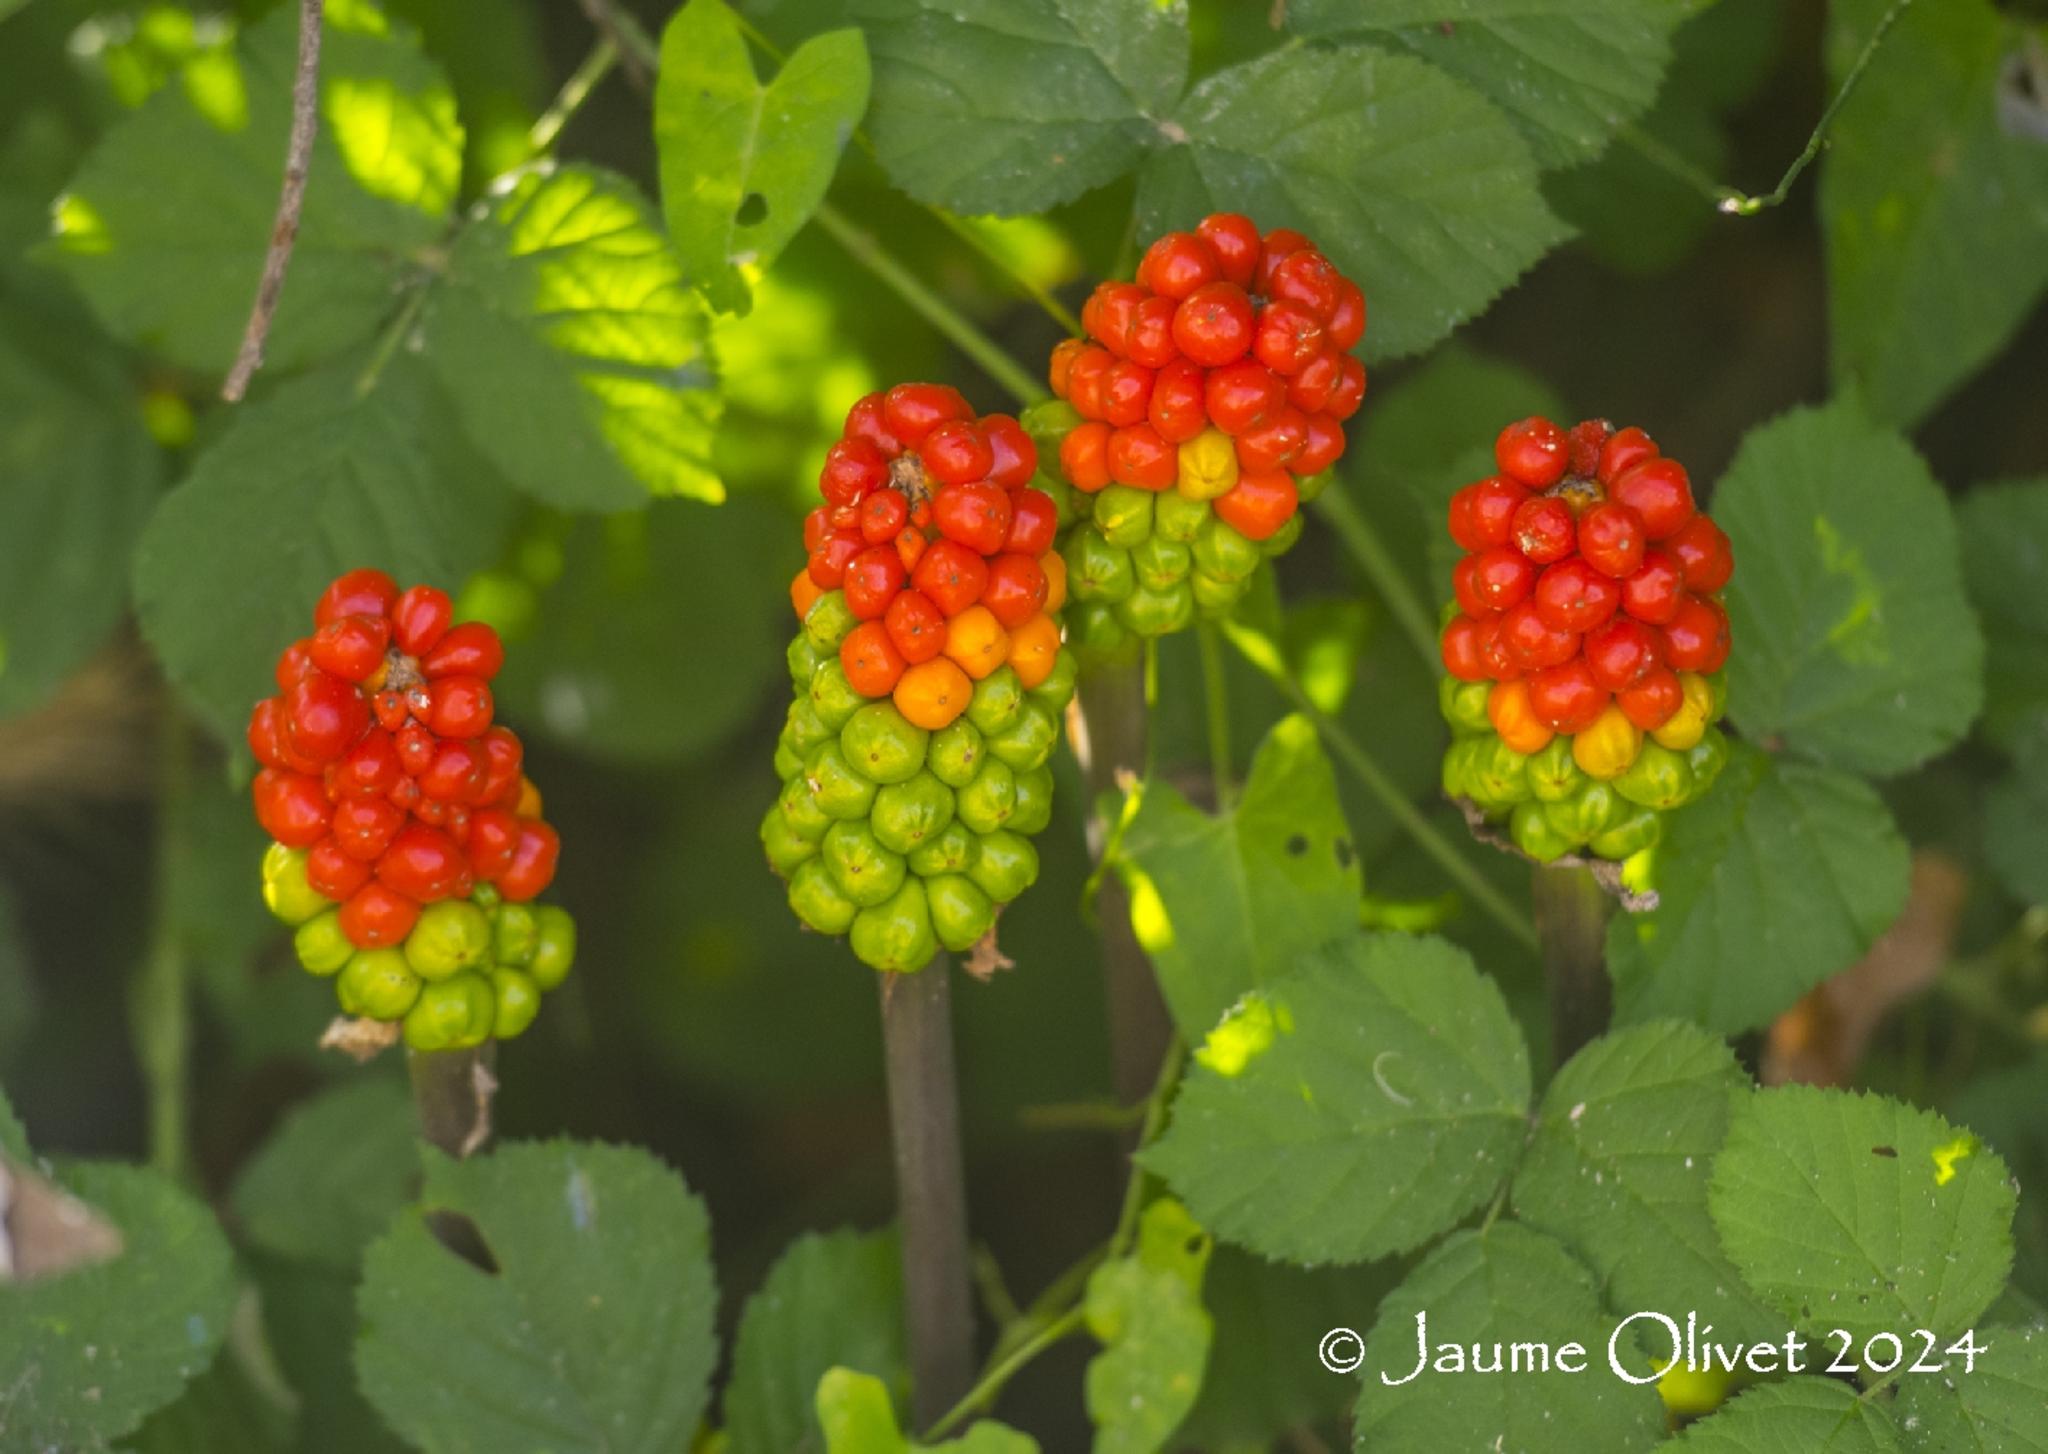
724,1228 -> 906,1454
1137,41 -> 1569,360
1893,1324 -> 2048,1453
1083,1199 -> 1213,1454
490,499 -> 787,764
1958,479 -> 2048,753
1717,400 -> 1983,778
655,0 -> 869,314
425,164 -> 723,509
0,1078 -> 28,1160
0,1161 -> 237,1452
854,0 -> 1189,215
45,3 -> 460,376
130,353 -> 513,741
1513,1020 -> 1779,1342
1286,0 -> 1687,169
815,1367 -> 1041,1454
1142,931 -> 1530,1266
1985,732 -> 2048,907
1351,1222 -> 1666,1452
354,1139 -> 719,1454
230,1077 -> 417,1268
1607,742 -> 1910,1035
252,1256 -> 410,1454
1111,713 -> 1361,1042
1669,1378 -> 1903,1451
120,1352 -> 294,1454
1821,0 -> 2048,427
1708,1086 -> 2017,1344
0,267 -> 162,719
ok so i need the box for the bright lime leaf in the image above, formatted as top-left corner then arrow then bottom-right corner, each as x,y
356,1140 -> 719,1454
1717,400 -> 1982,777
1351,1223 -> 1666,1452
1958,479 -> 2048,753
1142,932 -> 1529,1265
1137,42 -> 1568,361
1286,0 -> 1685,169
1821,0 -> 2048,428
723,1229 -> 906,1454
655,0 -> 869,314
1709,1086 -> 2017,1344
1893,1324 -> 2048,1452
230,1077 -> 417,1268
1513,1020 -> 1779,1342
45,4 -> 459,375
816,1366 -> 1041,1453
854,0 -> 1189,215
1083,1199 -> 1213,1454
491,499 -> 785,763
1670,1378 -> 1903,1452
130,354 -> 513,742
0,268 -> 161,719
1111,713 -> 1361,1042
0,1161 -> 237,1451
1607,742 -> 1910,1035
427,164 -> 722,509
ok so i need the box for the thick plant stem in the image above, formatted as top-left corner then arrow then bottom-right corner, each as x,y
1534,865 -> 1612,1068
880,962 -> 976,1430
132,708 -> 190,1181
1074,653 -> 1173,1111
408,1045 -> 497,1160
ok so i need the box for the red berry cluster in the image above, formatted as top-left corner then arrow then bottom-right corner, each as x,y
1440,419 -> 1734,739
1049,212 -> 1366,540
248,570 -> 559,950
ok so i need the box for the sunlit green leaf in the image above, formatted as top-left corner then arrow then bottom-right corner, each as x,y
1083,1199 -> 1213,1454
816,1366 -> 1041,1453
1670,1379 -> 1903,1452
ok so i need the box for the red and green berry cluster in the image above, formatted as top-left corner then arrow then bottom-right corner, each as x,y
1437,418 -> 1736,864
1043,212 -> 1367,649
766,385 -> 1080,973
251,570 -> 574,1048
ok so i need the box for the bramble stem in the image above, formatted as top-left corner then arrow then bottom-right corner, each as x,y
1313,486 -> 1439,668
1534,865 -> 1612,1068
1197,622 -> 1236,811
132,708 -> 191,1180
408,1045 -> 497,1160
879,961 -> 977,1429
222,0 -> 323,402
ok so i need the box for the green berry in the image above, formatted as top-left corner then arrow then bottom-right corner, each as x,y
293,910 -> 354,976
806,741 -> 879,820
1131,534 -> 1191,593
493,902 -> 539,967
403,972 -> 495,1051
1510,800 -> 1574,863
804,590 -> 858,653
808,659 -> 866,732
404,900 -> 492,981
1153,491 -> 1209,544
490,968 -> 542,1040
789,858 -> 858,935
1466,736 -> 1531,808
1526,736 -> 1585,802
966,667 -> 1024,738
777,773 -> 833,842
870,771 -> 956,855
1067,600 -> 1129,658
1092,486 -> 1154,549
1259,512 -> 1305,557
840,702 -> 928,786
786,697 -> 834,755
1193,516 -> 1260,583
787,633 -> 825,691
1687,728 -> 1729,797
1544,780 -> 1622,845
527,906 -> 576,991
1589,807 -> 1663,861
1614,742 -> 1695,811
928,718 -> 986,789
955,758 -> 1018,835
822,819 -> 907,908
1116,580 -> 1195,637
262,843 -> 327,926
1440,677 -> 1495,737
337,948 -> 423,1021
1028,649 -> 1079,712
1065,530 -> 1135,604
926,873 -> 996,954
986,700 -> 1058,772
1189,569 -> 1241,616
967,829 -> 1038,903
772,741 -> 803,780
1295,469 -> 1333,504
761,801 -> 820,875
1009,766 -> 1055,837
908,821 -> 979,877
850,878 -> 937,974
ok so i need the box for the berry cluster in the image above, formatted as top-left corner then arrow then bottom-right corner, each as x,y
250,570 -> 574,1048
766,385 -> 1079,972
1437,418 -> 1735,864
1043,213 -> 1367,649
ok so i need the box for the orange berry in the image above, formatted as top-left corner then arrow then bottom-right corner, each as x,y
791,566 -> 824,622
515,777 -> 543,819
943,605 -> 1010,681
1041,550 -> 1068,614
894,658 -> 973,730
1007,613 -> 1062,689
842,620 -> 907,696
1486,680 -> 1554,755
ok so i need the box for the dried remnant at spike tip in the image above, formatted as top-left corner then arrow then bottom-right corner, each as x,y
252,569 -> 579,1052
766,385 -> 1082,973
1437,417 -> 1736,878
1041,213 -> 1368,651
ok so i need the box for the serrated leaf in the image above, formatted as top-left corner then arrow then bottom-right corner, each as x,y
354,1139 -> 719,1454
815,1367 -> 1040,1454
1893,1323 -> 2048,1453
1351,1223 -> 1665,1453
1821,0 -> 2048,427
1958,479 -> 2048,753
1670,1378 -> 1903,1451
1111,713 -> 1360,1041
1082,1199 -> 1212,1454
0,1161 -> 237,1452
230,1077 -> 417,1268
854,0 -> 1188,215
1136,41 -> 1569,361
723,1228 -> 905,1454
1142,931 -> 1529,1266
0,267 -> 161,719
1513,1020 -> 1779,1342
1717,400 -> 1982,777
426,164 -> 723,509
1708,1086 -> 2017,1344
130,353 -> 513,741
45,3 -> 460,376
1607,741 -> 1911,1036
1286,0 -> 1685,169
490,499 -> 786,764
655,0 -> 869,314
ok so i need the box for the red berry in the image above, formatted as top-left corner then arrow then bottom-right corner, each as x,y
1126,294 -> 1180,369
274,638 -> 317,691
1005,489 -> 1059,556
1662,595 -> 1729,673
391,585 -> 453,656
1448,476 -> 1528,552
1528,660 -> 1609,734
254,768 -> 331,847
981,554 -> 1049,629
821,437 -> 888,506
1326,356 -> 1367,421
1441,614 -> 1491,681
1204,361 -> 1285,435
1171,282 -> 1254,366
1252,299 -> 1325,376
921,420 -> 993,485
1326,281 -> 1366,351
912,540 -> 990,616
395,722 -> 437,776
424,676 -> 494,740
1666,515 -> 1734,593
310,615 -> 390,683
843,545 -> 908,621
882,383 -> 972,444
1109,424 -> 1177,490
315,569 -> 398,628
1099,361 -> 1154,428
1293,413 -> 1345,475
421,622 -> 504,681
1212,470 -> 1299,543
419,738 -> 487,803
861,489 -> 909,545
1511,496 -> 1575,564
1610,458 -> 1695,540
1499,600 -> 1579,671
248,697 -> 290,770
287,672 -> 369,763
331,794 -> 405,861
476,727 -> 523,805
1196,213 -> 1261,286
1476,616 -> 1519,682
498,821 -> 561,902
1565,419 -> 1611,478
466,808 -> 521,881
1621,550 -> 1685,625
1255,228 -> 1312,292
1136,231 -> 1219,299
306,836 -> 371,899
933,482 -> 1013,555
339,882 -> 420,948
1148,358 -> 1207,442
1059,421 -> 1112,493
1533,557 -> 1621,634
1584,616 -> 1662,690
807,531 -> 865,589
387,774 -> 421,812
1066,346 -> 1113,420
1234,408 -> 1307,474
327,728 -> 402,798
1285,351 -> 1342,414
1578,501 -> 1647,579
1597,426 -> 1658,486
1454,546 -> 1537,616
982,415 -> 1036,488
1268,249 -> 1342,318
843,392 -> 900,454
1086,281 -> 1144,353
376,824 -> 470,902
884,589 -> 947,664
1495,417 -> 1569,488
1617,667 -> 1684,731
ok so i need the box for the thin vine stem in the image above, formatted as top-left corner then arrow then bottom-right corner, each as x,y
1196,622 -> 1236,811
1312,486 -> 1438,667
1222,624 -> 1540,952
528,37 -> 619,154
921,1306 -> 1087,1443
